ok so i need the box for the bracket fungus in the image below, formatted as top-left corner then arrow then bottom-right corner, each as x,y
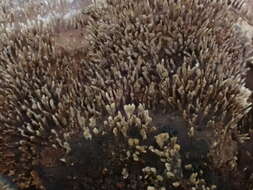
0,0 -> 253,190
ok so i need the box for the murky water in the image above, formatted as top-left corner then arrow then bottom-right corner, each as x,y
0,0 -> 93,31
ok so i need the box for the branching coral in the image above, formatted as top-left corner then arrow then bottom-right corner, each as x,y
0,0 -> 252,190
84,0 -> 251,167
0,27 -> 76,189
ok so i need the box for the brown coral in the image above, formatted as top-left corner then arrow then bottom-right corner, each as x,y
0,9 -> 89,188
84,0 -> 251,168
0,0 -> 252,190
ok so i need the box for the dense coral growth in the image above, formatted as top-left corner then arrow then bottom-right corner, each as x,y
0,0 -> 253,190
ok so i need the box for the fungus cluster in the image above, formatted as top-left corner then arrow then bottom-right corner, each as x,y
0,0 -> 253,190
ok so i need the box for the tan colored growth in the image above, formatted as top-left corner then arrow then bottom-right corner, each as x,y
0,0 -> 252,190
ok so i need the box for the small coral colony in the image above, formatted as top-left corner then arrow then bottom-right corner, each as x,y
0,0 -> 253,189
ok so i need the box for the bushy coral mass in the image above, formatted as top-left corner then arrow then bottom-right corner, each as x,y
0,0 -> 253,190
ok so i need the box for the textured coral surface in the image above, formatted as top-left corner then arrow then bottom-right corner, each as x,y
0,0 -> 253,190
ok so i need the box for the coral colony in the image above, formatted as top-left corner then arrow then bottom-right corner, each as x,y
0,0 -> 253,189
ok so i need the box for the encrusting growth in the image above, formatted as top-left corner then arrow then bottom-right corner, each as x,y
0,0 -> 252,189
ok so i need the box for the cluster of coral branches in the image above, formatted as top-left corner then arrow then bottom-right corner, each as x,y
0,0 -> 253,189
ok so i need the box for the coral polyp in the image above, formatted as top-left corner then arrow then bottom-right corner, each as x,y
0,0 -> 252,189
